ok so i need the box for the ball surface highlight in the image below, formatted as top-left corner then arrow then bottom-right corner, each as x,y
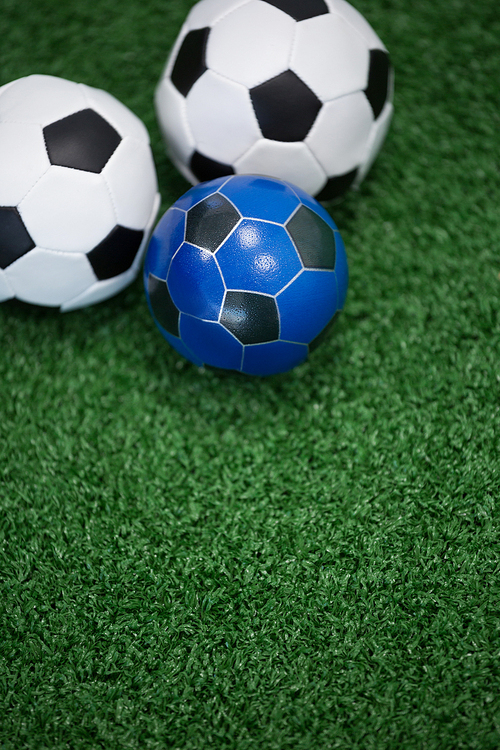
155,0 -> 393,201
144,175 -> 348,376
0,74 -> 160,310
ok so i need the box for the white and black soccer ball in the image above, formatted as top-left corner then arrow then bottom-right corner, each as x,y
0,74 -> 160,311
155,0 -> 393,201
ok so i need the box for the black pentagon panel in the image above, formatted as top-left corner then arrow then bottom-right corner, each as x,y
221,291 -> 279,345
286,205 -> 336,269
87,225 -> 144,280
250,71 -> 321,142
309,311 -> 340,353
316,169 -> 358,202
263,0 -> 329,21
171,27 -> 210,97
365,49 -> 391,120
0,207 -> 35,268
148,272 -> 180,337
190,151 -> 235,183
43,109 -> 121,173
186,193 -> 240,253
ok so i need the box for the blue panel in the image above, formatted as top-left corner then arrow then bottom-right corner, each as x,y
167,242 -> 225,321
242,340 -> 308,376
220,175 -> 300,224
173,177 -> 232,211
217,219 -> 301,296
277,269 -> 338,344
144,207 -> 186,281
180,315 -> 243,371
334,232 -> 349,309
152,319 -> 204,367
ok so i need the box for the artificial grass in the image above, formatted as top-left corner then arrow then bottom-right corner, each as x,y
1,0 -> 500,748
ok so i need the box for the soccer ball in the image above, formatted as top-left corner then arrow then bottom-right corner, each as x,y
0,74 -> 160,311
144,174 -> 348,376
155,0 -> 393,201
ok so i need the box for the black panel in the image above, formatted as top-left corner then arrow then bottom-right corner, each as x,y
365,49 -> 391,119
87,225 -> 144,280
286,205 -> 336,269
190,150 -> 235,183
309,311 -> 340,353
186,193 -> 240,253
148,272 -> 180,337
263,0 -> 329,21
43,109 -> 121,173
316,169 -> 358,202
171,27 -> 210,97
0,207 -> 35,268
221,290 -> 279,344
250,70 -> 321,142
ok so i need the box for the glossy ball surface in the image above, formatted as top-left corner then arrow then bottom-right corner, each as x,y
144,175 -> 348,376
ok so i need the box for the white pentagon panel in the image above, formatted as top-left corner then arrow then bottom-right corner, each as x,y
291,14 -> 369,102
235,139 -> 326,197
306,91 -> 373,176
155,77 -> 195,166
0,122 -> 50,206
0,270 -> 14,302
5,247 -> 96,307
103,138 -> 158,230
187,0 -> 251,31
187,70 -> 260,164
207,1 -> 295,88
81,84 -> 150,143
19,167 -> 116,253
356,101 -> 393,185
326,0 -> 386,50
0,75 -> 87,127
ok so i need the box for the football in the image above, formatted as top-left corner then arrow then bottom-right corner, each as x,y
155,0 -> 393,201
144,174 -> 348,376
0,74 -> 160,311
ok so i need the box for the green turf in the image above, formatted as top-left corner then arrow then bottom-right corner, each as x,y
1,0 -> 500,748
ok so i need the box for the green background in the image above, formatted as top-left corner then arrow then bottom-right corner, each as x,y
1,0 -> 499,747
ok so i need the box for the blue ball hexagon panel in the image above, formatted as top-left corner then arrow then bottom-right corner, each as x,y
179,314 -> 243,370
277,268 -> 338,344
144,207 -> 185,281
216,219 -> 302,295
167,242 -> 225,321
219,174 -> 300,224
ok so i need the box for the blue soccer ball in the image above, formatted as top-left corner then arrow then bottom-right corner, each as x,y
144,174 -> 348,376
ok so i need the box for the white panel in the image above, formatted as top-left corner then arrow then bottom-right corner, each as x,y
187,0 -> 251,30
81,84 -> 150,142
0,270 -> 15,302
326,0 -> 386,50
0,122 -> 50,205
306,91 -> 373,176
155,77 -> 195,167
235,139 -> 326,196
19,167 -> 116,253
103,137 -> 158,230
5,247 -> 96,307
0,75 -> 87,127
187,70 -> 260,163
207,0 -> 295,88
355,101 -> 393,185
61,192 -> 160,311
0,80 -> 18,101
291,14 -> 369,102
